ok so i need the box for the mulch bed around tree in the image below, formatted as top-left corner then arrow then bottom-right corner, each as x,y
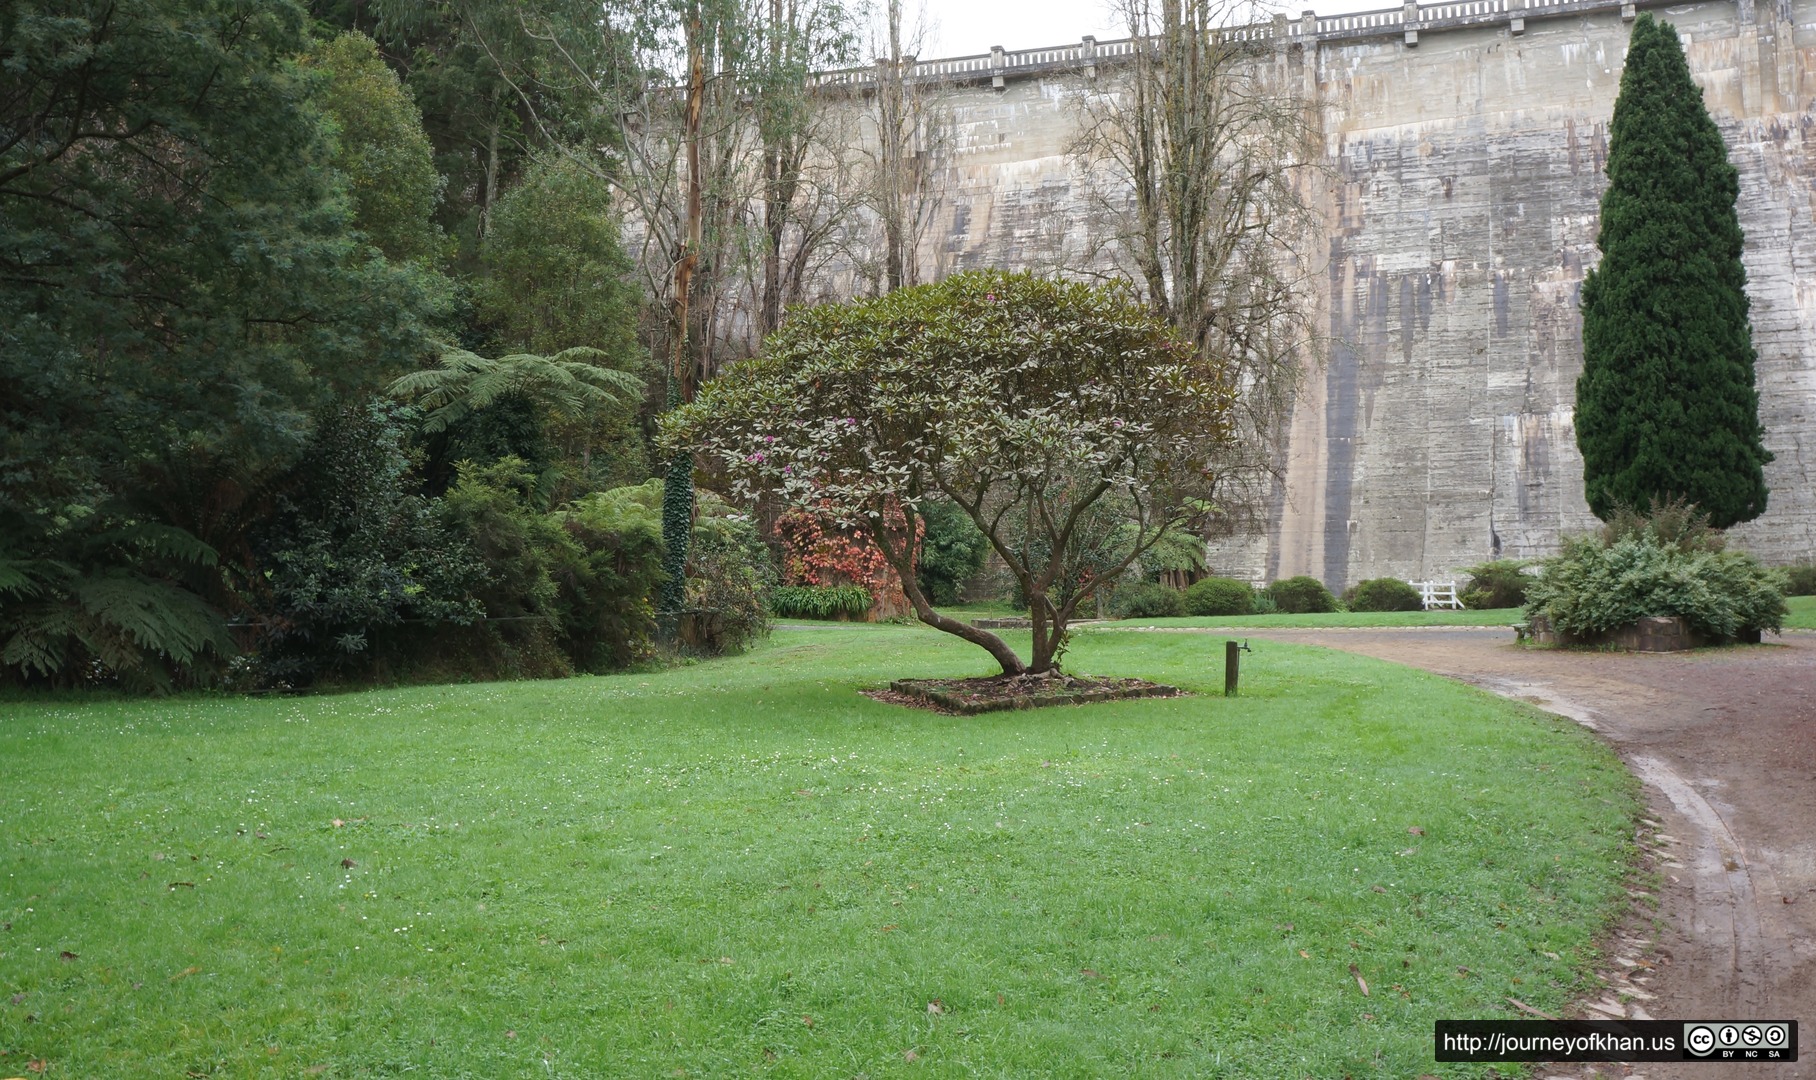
871,672 -> 1183,715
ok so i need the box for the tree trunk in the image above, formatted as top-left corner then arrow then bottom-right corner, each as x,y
872,508 -> 1027,675
660,5 -> 708,614
479,112 -> 501,240
1026,592 -> 1067,674
880,0 -> 907,292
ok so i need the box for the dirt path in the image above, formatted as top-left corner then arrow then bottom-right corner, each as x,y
1147,625 -> 1815,1078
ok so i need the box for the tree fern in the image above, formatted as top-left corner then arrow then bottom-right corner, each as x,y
388,345 -> 644,434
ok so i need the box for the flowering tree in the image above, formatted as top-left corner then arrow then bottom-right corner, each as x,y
662,271 -> 1240,675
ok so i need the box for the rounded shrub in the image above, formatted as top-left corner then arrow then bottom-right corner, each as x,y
1461,559 -> 1535,609
1343,577 -> 1424,612
1265,575 -> 1339,614
1525,531 -> 1785,642
1112,581 -> 1185,619
1183,576 -> 1254,616
1781,562 -> 1816,597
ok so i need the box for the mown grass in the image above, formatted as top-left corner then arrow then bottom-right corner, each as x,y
1785,594 -> 1816,629
1115,607 -> 1525,630
0,626 -> 1637,1078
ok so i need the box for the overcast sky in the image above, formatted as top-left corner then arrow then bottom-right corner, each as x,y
906,0 -> 1389,58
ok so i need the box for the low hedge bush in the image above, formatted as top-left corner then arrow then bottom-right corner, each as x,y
1266,575 -> 1339,614
1113,582 -> 1185,619
1782,562 -> 1816,597
1343,577 -> 1425,612
1183,576 -> 1254,616
1461,559 -> 1535,609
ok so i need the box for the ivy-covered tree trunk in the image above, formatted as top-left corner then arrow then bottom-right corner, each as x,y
659,3 -> 708,615
1577,13 -> 1772,528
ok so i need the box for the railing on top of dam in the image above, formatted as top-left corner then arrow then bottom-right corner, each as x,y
807,0 -> 1651,89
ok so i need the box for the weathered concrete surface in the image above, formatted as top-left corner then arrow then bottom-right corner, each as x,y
886,0 -> 1816,588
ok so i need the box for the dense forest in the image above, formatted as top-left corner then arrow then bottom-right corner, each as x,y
0,0 -> 890,690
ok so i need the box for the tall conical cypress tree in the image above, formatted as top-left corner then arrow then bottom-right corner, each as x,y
1577,13 -> 1772,528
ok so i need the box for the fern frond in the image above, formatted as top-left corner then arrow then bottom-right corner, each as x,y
88,523 -> 220,567
390,343 -> 646,434
70,571 -> 232,666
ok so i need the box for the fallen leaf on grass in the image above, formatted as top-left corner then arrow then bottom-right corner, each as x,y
27,1061 -> 46,1074
332,819 -> 345,828
169,966 -> 200,982
1080,968 -> 1102,979
57,952 -> 76,962
878,925 -> 897,933
1407,826 -> 1424,836
801,1016 -> 813,1028
1298,950 -> 1310,959
340,859 -> 357,869
505,1030 -> 517,1040
168,882 -> 195,890
1349,964 -> 1369,996
926,1000 -> 944,1015
902,1049 -> 920,1063
304,1066 -> 327,1076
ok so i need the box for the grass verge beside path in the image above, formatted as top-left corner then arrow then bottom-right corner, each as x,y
1,626 -> 1636,1077
1786,595 -> 1816,629
1111,607 -> 1525,630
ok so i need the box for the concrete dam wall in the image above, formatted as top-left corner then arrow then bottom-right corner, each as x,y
861,0 -> 1816,588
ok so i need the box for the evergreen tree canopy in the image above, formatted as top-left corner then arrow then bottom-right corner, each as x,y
0,0 -> 442,685
1577,13 -> 1771,528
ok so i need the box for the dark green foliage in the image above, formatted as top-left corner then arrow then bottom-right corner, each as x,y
1599,496 -> 1726,553
916,501 -> 991,605
1182,576 -> 1254,617
1460,560 -> 1536,609
1524,531 -> 1784,642
1266,576 -> 1340,614
769,585 -> 875,620
661,455 -> 694,613
478,156 -> 643,363
308,31 -> 445,264
0,527 -> 233,692
583,480 -> 773,651
1112,582 -> 1185,619
1782,562 -> 1816,597
0,0 -> 442,687
253,402 -> 486,685
681,514 -> 774,653
1,0 -> 442,524
556,491 -> 668,670
1577,14 -> 1771,528
438,460 -> 668,677
476,155 -> 651,493
1342,577 -> 1425,613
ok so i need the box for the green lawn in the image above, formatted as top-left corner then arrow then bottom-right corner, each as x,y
1786,594 -> 1816,629
1113,607 -> 1525,630
0,625 -> 1638,1077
